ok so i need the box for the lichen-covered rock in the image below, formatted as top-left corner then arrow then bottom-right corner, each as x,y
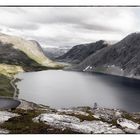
33,113 -> 124,134
0,111 -> 19,123
34,113 -> 80,124
0,110 -> 19,133
90,108 -> 123,122
117,118 -> 139,129
58,109 -> 89,116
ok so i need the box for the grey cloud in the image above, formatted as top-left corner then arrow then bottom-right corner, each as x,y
0,8 -> 39,31
0,7 -> 138,48
33,14 -> 83,25
29,33 -> 98,48
9,22 -> 39,30
25,8 -> 121,33
73,22 -> 121,32
1,7 -> 27,14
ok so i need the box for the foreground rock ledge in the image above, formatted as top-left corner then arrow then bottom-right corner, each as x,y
0,100 -> 140,134
33,113 -> 124,134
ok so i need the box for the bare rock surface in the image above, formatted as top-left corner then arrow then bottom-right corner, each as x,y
117,118 -> 139,129
0,111 -> 19,124
33,113 -> 124,134
90,108 -> 123,122
57,109 -> 89,116
0,110 -> 19,134
0,99 -> 140,134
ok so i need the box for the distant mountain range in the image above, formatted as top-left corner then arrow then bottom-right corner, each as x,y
43,47 -> 69,60
57,32 -> 140,78
1,32 -> 140,79
56,40 -> 108,64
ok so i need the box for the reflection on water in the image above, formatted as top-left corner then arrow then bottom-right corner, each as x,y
16,70 -> 140,112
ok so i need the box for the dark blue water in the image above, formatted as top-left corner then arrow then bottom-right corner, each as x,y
16,70 -> 140,112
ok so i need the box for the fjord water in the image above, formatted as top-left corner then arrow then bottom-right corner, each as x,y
16,70 -> 140,112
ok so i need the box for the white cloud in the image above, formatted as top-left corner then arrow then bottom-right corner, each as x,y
0,7 -> 139,48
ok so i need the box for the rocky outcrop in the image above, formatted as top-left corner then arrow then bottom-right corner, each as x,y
33,113 -> 124,134
57,40 -> 108,64
0,111 -> 19,134
117,118 -> 139,129
32,105 -> 140,134
0,99 -> 140,134
0,111 -> 19,124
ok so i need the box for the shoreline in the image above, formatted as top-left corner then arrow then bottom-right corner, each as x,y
10,77 -> 18,99
11,69 -> 140,113
0,69 -> 140,133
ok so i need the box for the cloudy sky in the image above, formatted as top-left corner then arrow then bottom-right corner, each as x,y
0,7 -> 140,48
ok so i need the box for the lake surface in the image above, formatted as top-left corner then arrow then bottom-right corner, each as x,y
16,70 -> 140,112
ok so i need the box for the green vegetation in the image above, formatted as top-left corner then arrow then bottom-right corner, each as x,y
0,74 -> 14,97
0,64 -> 23,77
0,64 -> 22,97
64,112 -> 97,122
0,109 -> 80,134
0,41 -> 64,72
94,66 -> 107,73
122,112 -> 140,124
59,107 -> 99,122
0,109 -> 46,134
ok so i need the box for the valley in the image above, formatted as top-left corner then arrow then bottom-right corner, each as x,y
0,32 -> 140,134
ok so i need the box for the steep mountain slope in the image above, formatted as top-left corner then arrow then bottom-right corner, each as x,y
0,41 -> 46,71
0,33 -> 63,97
0,33 -> 60,69
72,33 -> 140,78
56,40 -> 108,64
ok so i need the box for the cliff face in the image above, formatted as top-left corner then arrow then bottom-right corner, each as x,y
57,40 -> 108,64
71,33 -> 140,78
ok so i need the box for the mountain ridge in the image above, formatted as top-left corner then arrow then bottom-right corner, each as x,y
69,32 -> 140,78
0,33 -> 62,71
56,40 -> 108,64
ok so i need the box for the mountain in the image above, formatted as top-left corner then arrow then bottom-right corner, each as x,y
0,33 -> 61,72
72,33 -> 140,78
43,47 -> 69,60
56,40 -> 108,64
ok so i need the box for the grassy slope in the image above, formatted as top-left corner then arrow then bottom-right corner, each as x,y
0,34 -> 62,68
0,74 -> 14,97
0,64 -> 23,97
